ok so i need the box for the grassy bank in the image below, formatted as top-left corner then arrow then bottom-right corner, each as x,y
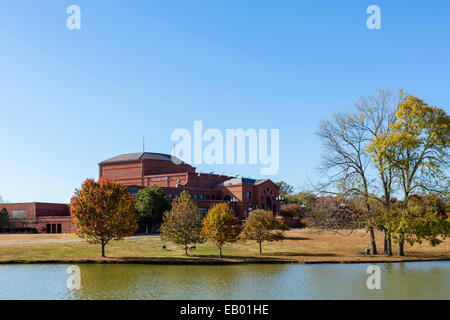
0,229 -> 448,264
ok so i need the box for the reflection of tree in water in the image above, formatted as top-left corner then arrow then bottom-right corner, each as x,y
67,263 -> 449,300
70,264 -> 286,300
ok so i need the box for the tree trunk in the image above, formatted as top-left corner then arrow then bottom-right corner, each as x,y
259,242 -> 262,254
383,232 -> 388,254
101,241 -> 106,258
184,245 -> 188,256
219,247 -> 222,259
145,224 -> 149,234
398,241 -> 404,256
369,227 -> 377,255
387,236 -> 392,256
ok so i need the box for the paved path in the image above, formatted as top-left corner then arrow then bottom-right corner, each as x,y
0,234 -> 158,246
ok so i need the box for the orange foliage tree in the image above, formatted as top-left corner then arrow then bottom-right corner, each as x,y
70,178 -> 138,257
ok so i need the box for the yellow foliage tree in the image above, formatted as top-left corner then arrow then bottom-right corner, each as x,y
368,93 -> 449,255
201,203 -> 241,258
240,209 -> 288,254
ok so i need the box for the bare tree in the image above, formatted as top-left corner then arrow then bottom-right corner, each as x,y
316,109 -> 378,254
356,89 -> 397,255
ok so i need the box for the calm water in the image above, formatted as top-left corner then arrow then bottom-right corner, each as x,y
0,262 -> 448,300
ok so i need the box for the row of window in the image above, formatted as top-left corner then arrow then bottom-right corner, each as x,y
46,223 -> 62,234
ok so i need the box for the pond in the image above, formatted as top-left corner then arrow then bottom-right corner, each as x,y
0,261 -> 448,299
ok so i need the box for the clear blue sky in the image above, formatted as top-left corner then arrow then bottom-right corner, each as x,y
0,0 -> 449,203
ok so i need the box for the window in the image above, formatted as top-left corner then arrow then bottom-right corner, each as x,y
168,194 -> 173,199
248,202 -> 252,207
224,195 -> 231,202
194,194 -> 198,199
128,188 -> 138,196
211,195 -> 215,200
175,193 -> 179,198
200,194 -> 204,200
57,224 -> 62,234
51,224 -> 56,233
246,191 -> 251,199
206,194 -> 210,199
200,207 -> 209,216
46,224 -> 51,234
12,210 -> 28,219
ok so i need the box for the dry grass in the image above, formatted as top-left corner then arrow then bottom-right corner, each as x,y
0,228 -> 448,264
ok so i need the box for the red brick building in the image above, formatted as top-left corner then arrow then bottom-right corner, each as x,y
0,152 -> 280,233
99,152 -> 281,219
0,202 -> 74,233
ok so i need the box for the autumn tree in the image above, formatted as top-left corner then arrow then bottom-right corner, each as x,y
356,88 -> 397,255
311,196 -> 362,235
240,209 -> 288,254
71,178 -> 139,257
159,190 -> 204,255
316,109 -> 379,253
369,94 -> 449,255
135,185 -> 170,233
201,203 -> 241,258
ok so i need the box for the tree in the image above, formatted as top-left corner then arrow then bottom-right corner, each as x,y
311,196 -> 363,235
201,203 -> 241,258
280,203 -> 302,219
240,209 -> 288,254
316,110 -> 379,253
160,190 -> 204,255
70,178 -> 138,257
276,181 -> 294,200
356,88 -> 398,256
284,192 -> 317,217
383,207 -> 449,250
369,94 -> 449,255
0,208 -> 7,216
0,196 -> 3,204
135,185 -> 170,233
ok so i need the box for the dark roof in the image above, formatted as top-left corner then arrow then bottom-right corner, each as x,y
100,152 -> 184,164
216,177 -> 266,187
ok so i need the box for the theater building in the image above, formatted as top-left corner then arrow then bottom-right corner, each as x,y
99,152 -> 280,219
0,152 -> 280,233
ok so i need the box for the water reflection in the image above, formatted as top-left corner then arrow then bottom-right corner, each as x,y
0,262 -> 448,300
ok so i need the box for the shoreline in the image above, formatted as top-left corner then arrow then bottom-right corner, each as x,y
1,256 -> 449,265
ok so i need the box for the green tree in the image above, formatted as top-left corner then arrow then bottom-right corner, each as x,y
71,178 -> 139,257
369,94 -> 449,255
240,209 -> 288,254
201,203 -> 241,258
384,207 -> 449,250
160,190 -> 204,255
135,185 -> 170,233
276,181 -> 294,201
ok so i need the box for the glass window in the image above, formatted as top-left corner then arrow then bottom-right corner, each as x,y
194,194 -> 198,199
246,191 -> 251,199
200,194 -> 204,199
175,193 -> 179,198
128,188 -> 138,196
168,194 -> 173,199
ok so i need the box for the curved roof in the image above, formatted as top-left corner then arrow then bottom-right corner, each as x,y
100,152 -> 184,164
216,177 -> 266,187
